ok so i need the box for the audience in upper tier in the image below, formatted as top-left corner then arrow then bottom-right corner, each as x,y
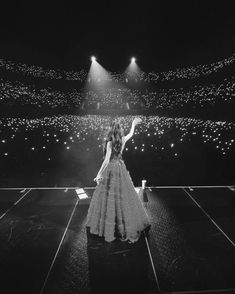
0,53 -> 235,81
0,77 -> 234,113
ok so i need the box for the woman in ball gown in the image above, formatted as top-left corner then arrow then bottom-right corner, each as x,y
85,117 -> 150,243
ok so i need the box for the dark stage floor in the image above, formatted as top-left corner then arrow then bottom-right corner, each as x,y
0,186 -> 235,294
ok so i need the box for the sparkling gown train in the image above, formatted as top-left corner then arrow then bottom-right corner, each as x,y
85,149 -> 150,243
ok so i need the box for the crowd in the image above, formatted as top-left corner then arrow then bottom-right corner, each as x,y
0,54 -> 234,186
1,115 -> 234,164
0,53 -> 235,82
0,77 -> 235,113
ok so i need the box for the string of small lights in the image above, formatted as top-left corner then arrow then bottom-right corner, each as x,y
0,115 -> 234,163
0,77 -> 235,110
0,53 -> 234,82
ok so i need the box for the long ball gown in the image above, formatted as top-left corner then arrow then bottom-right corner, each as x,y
85,146 -> 150,243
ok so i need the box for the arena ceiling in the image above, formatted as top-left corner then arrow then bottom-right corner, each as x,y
0,1 -> 235,72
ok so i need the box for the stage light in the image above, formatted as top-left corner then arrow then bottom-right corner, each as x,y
87,56 -> 111,86
76,188 -> 89,199
131,57 -> 136,63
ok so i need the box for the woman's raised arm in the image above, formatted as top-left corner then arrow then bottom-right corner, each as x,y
124,117 -> 142,142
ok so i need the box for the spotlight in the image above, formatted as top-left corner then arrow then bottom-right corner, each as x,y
131,57 -> 136,63
76,188 -> 89,199
91,56 -> 96,62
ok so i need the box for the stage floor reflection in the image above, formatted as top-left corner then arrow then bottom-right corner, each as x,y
0,186 -> 234,293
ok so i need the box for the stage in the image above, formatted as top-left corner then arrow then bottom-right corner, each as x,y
0,186 -> 234,294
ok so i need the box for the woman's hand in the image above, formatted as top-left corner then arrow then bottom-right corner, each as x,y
133,117 -> 142,126
94,174 -> 103,185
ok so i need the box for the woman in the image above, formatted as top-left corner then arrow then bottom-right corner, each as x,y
85,117 -> 150,243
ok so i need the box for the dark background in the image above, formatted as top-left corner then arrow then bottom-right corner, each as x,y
0,1 -> 235,71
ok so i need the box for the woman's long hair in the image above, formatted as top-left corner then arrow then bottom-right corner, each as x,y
102,121 -> 124,159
